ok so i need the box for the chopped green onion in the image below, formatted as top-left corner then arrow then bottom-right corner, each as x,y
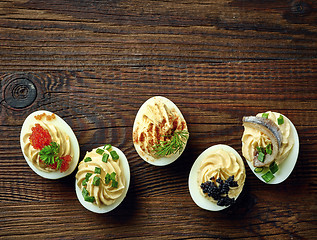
262,113 -> 269,119
102,153 -> 109,163
262,171 -> 275,183
93,176 -> 100,186
111,180 -> 118,188
277,115 -> 284,125
94,167 -> 101,174
110,172 -> 116,181
82,179 -> 87,186
269,162 -> 279,174
110,150 -> 119,161
105,173 -> 111,184
82,187 -> 95,202
103,144 -> 112,150
96,148 -> 104,155
258,152 -> 265,162
82,187 -> 89,197
254,167 -> 263,173
85,173 -> 92,181
84,157 -> 92,162
256,146 -> 264,153
84,195 -> 95,203
266,143 -> 272,155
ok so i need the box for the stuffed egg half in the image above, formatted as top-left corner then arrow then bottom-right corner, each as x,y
20,110 -> 80,179
133,96 -> 189,166
75,145 -> 130,213
189,144 -> 246,211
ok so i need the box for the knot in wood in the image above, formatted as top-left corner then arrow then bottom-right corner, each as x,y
4,78 -> 37,109
291,1 -> 312,16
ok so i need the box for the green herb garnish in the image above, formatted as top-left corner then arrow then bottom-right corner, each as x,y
258,152 -> 265,162
82,188 -> 95,203
152,130 -> 189,157
254,167 -> 263,173
93,176 -> 100,186
82,179 -> 87,186
94,167 -> 101,174
85,172 -> 92,181
105,172 -> 118,188
110,150 -> 119,161
277,115 -> 284,125
84,157 -> 92,162
96,148 -> 104,155
262,171 -> 275,183
269,162 -> 279,174
111,180 -> 118,188
262,113 -> 269,119
39,142 -> 63,169
102,153 -> 109,163
103,144 -> 112,150
105,173 -> 111,184
266,143 -> 272,155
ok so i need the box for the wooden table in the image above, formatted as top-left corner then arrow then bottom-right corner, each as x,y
1,0 -> 316,239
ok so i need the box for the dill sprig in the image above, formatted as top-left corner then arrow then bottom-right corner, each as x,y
39,142 -> 62,169
152,130 -> 189,157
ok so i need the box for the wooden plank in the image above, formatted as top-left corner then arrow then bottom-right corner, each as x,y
0,60 -> 316,239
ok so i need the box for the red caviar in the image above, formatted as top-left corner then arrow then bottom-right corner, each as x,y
60,155 -> 72,172
29,124 -> 52,150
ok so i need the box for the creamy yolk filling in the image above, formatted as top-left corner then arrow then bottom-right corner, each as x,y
76,148 -> 125,207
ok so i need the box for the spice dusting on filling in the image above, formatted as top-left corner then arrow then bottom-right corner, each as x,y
200,176 -> 238,207
133,98 -> 188,161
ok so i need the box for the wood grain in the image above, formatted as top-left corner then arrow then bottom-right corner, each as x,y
0,0 -> 317,239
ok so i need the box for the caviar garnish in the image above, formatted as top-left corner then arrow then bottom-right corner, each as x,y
200,175 -> 238,207
29,123 -> 52,150
84,157 -> 92,162
60,155 -> 72,172
110,150 -> 119,161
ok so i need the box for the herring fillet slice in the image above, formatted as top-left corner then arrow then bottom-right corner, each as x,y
243,116 -> 282,167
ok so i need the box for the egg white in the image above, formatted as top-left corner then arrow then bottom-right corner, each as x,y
244,113 -> 299,184
20,110 -> 80,179
188,144 -> 245,211
75,146 -> 130,214
133,96 -> 188,166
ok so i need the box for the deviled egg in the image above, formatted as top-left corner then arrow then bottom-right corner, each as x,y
20,110 -> 80,179
242,111 -> 299,184
133,96 -> 189,166
189,144 -> 246,211
75,145 -> 130,213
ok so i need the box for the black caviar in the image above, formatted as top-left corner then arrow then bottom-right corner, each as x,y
200,175 -> 238,207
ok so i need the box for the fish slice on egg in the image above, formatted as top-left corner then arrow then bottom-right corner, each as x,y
242,116 -> 282,167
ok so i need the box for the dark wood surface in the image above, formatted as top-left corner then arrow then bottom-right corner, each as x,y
1,0 -> 316,239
